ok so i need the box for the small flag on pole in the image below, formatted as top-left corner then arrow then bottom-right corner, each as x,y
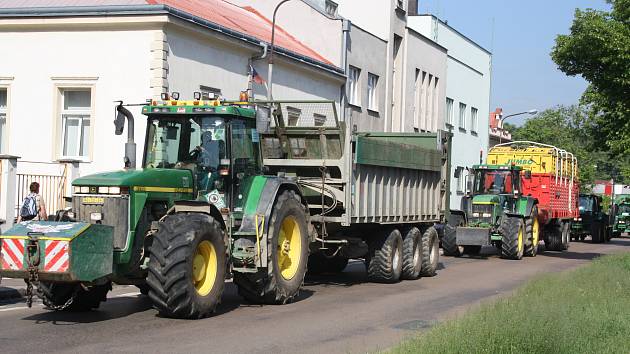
250,64 -> 265,85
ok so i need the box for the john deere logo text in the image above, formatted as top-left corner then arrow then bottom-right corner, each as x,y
507,159 -> 534,165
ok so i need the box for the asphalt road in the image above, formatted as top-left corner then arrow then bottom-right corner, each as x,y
1,238 -> 629,354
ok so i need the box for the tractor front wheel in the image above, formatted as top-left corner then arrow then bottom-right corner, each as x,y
524,206 -> 540,257
147,213 -> 226,319
234,190 -> 309,304
500,216 -> 525,260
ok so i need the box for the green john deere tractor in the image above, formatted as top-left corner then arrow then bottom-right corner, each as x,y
570,194 -> 609,243
443,165 -> 539,260
0,99 -> 315,318
612,196 -> 630,238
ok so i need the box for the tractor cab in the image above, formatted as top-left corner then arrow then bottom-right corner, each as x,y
464,164 -> 524,227
141,97 -> 263,214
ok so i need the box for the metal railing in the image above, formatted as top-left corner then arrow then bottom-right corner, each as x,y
14,165 -> 67,219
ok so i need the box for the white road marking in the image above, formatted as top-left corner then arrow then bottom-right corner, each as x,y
0,304 -> 42,312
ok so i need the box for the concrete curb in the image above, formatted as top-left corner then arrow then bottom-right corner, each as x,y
0,287 -> 26,300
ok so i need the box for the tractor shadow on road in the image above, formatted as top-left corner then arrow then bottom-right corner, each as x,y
538,246 -> 604,261
303,260 -> 367,287
21,295 -> 154,325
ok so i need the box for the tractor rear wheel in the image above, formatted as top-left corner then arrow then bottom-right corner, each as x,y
38,281 -> 111,311
420,227 -> 439,277
367,229 -> 403,283
524,206 -> 540,257
307,253 -> 349,275
590,221 -> 604,243
401,227 -> 422,280
147,213 -> 226,319
500,216 -> 525,260
234,190 -> 309,304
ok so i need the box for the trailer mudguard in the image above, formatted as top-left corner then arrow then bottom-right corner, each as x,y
0,221 -> 113,282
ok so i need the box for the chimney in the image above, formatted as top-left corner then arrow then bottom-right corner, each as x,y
408,0 -> 418,15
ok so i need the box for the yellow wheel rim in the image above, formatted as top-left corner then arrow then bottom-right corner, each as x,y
277,216 -> 302,280
192,240 -> 218,296
532,217 -> 540,247
517,225 -> 524,253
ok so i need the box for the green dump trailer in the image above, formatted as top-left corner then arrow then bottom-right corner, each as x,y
0,99 -> 450,318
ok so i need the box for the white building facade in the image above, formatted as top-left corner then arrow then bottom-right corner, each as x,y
0,1 -> 344,225
408,14 -> 492,210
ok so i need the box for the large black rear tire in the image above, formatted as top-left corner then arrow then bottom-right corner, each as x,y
420,227 -> 439,277
234,190 -> 309,304
590,221 -> 604,243
500,216 -> 524,260
401,227 -> 422,280
38,282 -> 111,311
147,213 -> 226,319
367,229 -> 403,283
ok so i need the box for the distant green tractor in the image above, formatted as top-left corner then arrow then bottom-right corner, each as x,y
443,165 -> 539,260
570,194 -> 609,243
612,196 -> 630,238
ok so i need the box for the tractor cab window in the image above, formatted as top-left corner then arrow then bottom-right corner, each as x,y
473,170 -> 519,195
144,116 -> 227,170
579,196 -> 594,212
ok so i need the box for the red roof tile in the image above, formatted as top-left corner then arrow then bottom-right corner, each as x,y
147,0 -> 333,65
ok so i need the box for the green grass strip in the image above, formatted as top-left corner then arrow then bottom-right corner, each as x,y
390,252 -> 630,354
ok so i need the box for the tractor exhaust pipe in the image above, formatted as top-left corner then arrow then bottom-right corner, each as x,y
114,102 -> 136,169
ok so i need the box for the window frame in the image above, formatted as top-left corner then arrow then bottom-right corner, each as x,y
0,86 -> 9,154
445,97 -> 454,126
348,66 -> 361,107
456,166 -> 465,194
459,102 -> 467,130
54,84 -> 95,162
471,107 -> 479,133
367,72 -> 379,112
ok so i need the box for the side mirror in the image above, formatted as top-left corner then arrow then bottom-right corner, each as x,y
524,170 -> 532,179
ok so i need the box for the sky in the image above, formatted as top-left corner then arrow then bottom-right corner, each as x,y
420,0 -> 611,126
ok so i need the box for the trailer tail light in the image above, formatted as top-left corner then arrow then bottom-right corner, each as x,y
219,169 -> 230,176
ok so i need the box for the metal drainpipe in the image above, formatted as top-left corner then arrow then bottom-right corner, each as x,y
249,42 -> 268,101
340,19 -> 351,126
268,0 -> 294,100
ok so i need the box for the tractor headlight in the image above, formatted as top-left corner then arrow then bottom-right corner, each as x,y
482,213 -> 492,218
73,186 -> 81,194
80,186 -> 90,194
98,186 -> 122,194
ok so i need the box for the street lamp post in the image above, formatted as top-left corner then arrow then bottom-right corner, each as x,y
267,0 -> 293,100
498,109 -> 538,144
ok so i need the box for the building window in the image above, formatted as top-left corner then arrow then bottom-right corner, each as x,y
471,107 -> 478,133
367,73 -> 378,111
286,106 -> 301,126
348,66 -> 360,106
314,113 -> 327,127
445,98 -> 454,126
200,85 -> 221,100
459,102 -> 467,130
0,88 -> 6,153
325,0 -> 338,17
456,166 -> 465,194
60,89 -> 92,159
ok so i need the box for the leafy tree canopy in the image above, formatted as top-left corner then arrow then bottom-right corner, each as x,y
511,105 -> 629,189
551,0 -> 630,155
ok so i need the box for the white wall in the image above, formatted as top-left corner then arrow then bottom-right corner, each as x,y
335,0 -> 392,41
0,27 -> 155,177
229,0 -> 343,67
409,15 -> 492,209
166,25 -> 342,109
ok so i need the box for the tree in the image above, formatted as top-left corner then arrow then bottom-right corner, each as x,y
510,105 -> 629,188
551,0 -> 630,155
